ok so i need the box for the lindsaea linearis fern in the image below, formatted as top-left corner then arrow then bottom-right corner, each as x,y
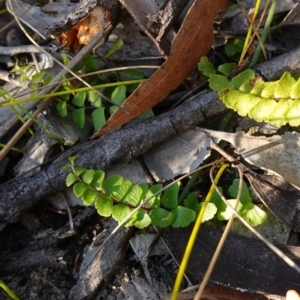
198,56 -> 300,127
63,156 -> 267,229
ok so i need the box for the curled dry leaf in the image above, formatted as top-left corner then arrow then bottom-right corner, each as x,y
202,129 -> 300,189
245,169 -> 300,232
91,0 -> 228,138
209,139 -> 300,232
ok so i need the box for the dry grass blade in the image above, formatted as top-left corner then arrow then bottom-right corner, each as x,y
193,166 -> 243,300
236,0 -> 269,65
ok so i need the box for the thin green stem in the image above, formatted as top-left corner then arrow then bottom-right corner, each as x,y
250,0 -> 277,66
240,0 -> 261,63
0,143 -> 22,153
177,171 -> 200,204
0,79 -> 146,107
0,279 -> 20,300
170,163 -> 229,300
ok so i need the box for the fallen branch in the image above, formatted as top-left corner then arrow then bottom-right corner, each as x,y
0,90 -> 225,229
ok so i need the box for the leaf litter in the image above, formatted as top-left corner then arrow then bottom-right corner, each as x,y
2,0 -> 300,299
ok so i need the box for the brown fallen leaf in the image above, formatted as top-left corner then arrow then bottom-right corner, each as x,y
91,0 -> 228,138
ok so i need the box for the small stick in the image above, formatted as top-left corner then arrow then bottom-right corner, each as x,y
0,45 -> 55,55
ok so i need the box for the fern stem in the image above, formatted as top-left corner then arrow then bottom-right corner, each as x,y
170,163 -> 229,300
177,171 -> 200,204
250,0 -> 277,67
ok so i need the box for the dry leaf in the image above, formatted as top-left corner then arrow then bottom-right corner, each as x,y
202,129 -> 300,189
91,0 -> 228,138
245,169 -> 300,232
209,136 -> 300,231
143,129 -> 214,181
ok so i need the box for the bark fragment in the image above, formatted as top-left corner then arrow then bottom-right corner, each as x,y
147,0 -> 190,42
47,0 -> 121,53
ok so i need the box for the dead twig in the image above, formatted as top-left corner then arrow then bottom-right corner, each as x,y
0,44 -> 55,56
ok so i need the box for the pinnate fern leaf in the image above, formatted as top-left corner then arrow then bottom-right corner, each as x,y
64,157 -> 266,229
209,68 -> 300,126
